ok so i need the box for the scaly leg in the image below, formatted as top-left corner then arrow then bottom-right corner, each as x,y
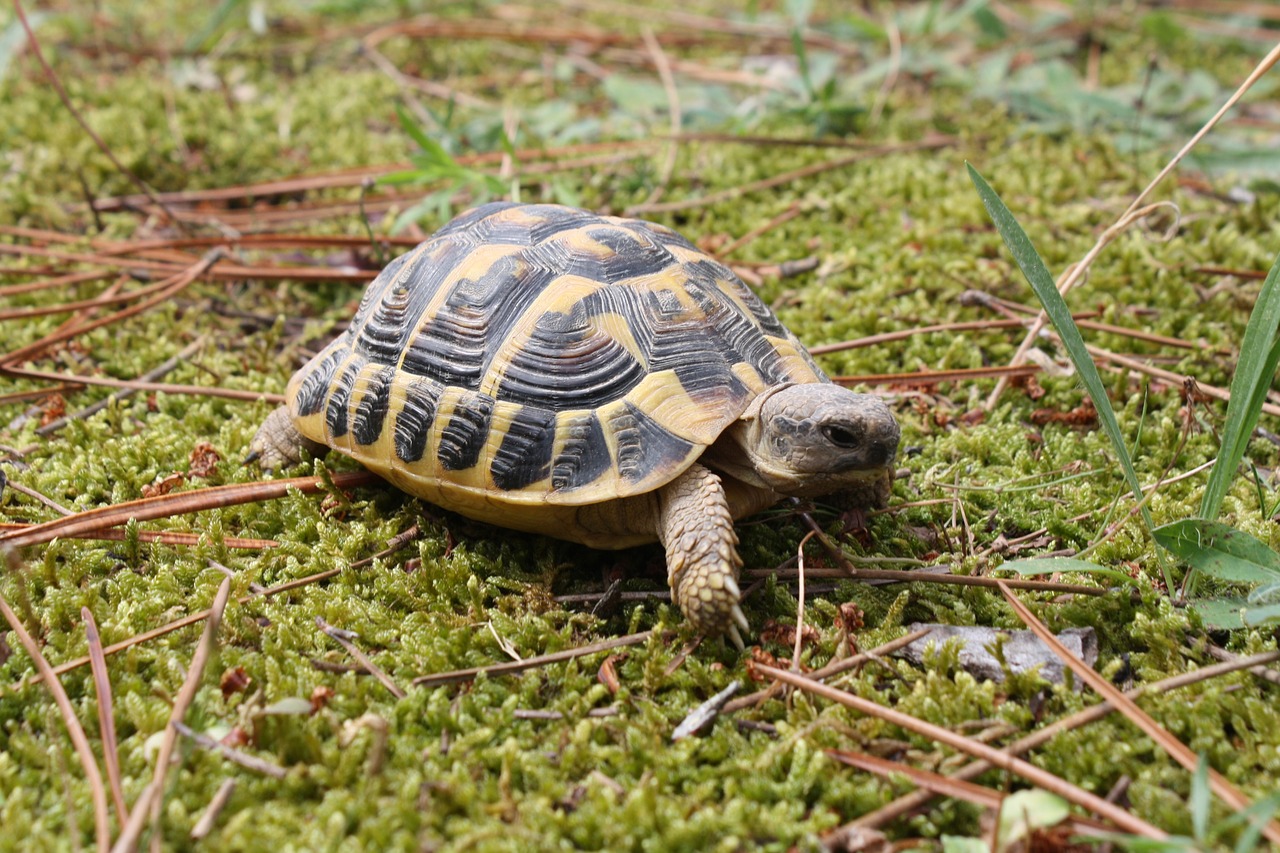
657,463 -> 750,649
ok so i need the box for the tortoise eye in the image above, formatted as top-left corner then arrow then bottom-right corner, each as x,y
821,425 -> 861,449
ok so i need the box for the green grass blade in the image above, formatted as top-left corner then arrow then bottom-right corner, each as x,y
1190,754 -> 1210,842
1199,250 -> 1280,522
1002,557 -> 1143,588
395,104 -> 456,169
966,164 -> 1154,541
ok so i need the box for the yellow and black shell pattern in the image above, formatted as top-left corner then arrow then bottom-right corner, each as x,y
285,202 -> 828,507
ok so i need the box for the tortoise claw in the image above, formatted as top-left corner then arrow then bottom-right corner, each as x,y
726,624 -> 745,652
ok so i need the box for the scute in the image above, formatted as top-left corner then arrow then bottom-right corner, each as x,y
495,304 -> 649,409
284,202 -> 828,508
436,391 -> 494,471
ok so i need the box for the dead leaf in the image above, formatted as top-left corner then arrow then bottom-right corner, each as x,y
310,686 -> 335,713
141,472 -> 186,498
1030,399 -> 1097,428
759,619 -> 820,649
597,653 -> 623,695
189,441 -> 222,478
220,666 -> 251,698
39,394 -> 65,427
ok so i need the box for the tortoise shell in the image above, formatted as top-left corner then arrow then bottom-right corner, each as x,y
285,202 -> 828,508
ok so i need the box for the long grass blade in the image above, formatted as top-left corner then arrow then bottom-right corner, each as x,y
966,164 -> 1156,551
1199,250 -> 1280,523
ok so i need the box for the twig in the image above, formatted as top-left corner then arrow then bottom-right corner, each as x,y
0,274 -> 194,321
316,618 -> 406,700
555,0 -> 857,55
359,41 -> 491,111
987,39 -> 1280,409
109,783 -> 156,853
716,203 -> 803,259
412,630 -> 658,687
793,531 -> 816,671
0,268 -> 113,298
829,363 -> 1042,386
0,523 -> 276,550
723,627 -> 932,714
671,681 -> 740,740
638,26 -> 681,207
0,576 -> 111,852
0,471 -> 378,549
1204,643 -> 1280,686
189,779 -> 236,841
36,339 -> 205,436
133,575 -> 234,852
847,648 -> 1280,832
806,311 -> 1203,356
625,137 -> 955,215
756,663 -> 1166,839
83,141 -> 652,212
5,565 -> 347,695
830,749 -> 1114,838
172,723 -> 288,779
0,241 -> 370,284
1,251 -> 222,366
12,0 -> 184,227
0,382 -> 81,405
745,564 -> 1113,597
350,523 -> 420,569
998,581 -> 1280,844
82,608 -> 128,827
0,364 -> 284,405
1087,344 -> 1280,418
867,13 -> 901,125
4,480 -> 75,515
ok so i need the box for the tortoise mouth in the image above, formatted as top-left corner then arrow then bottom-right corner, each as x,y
772,464 -> 893,499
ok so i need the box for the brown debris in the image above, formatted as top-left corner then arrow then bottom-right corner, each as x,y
758,619 -> 820,650
220,726 -> 252,749
596,653 -> 623,695
1029,398 -> 1097,428
38,394 -> 66,427
219,666 -> 252,699
310,686 -> 336,713
1011,372 -> 1047,400
188,442 -> 222,478
141,472 -> 186,499
837,602 -> 864,634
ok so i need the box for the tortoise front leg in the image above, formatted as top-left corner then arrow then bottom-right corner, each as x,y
657,463 -> 750,650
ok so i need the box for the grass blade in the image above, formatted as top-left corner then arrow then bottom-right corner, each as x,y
1003,557 -> 1142,588
1199,250 -> 1280,523
1190,754 -> 1210,842
966,164 -> 1156,550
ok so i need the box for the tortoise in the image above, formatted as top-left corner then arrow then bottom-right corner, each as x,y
251,202 -> 900,648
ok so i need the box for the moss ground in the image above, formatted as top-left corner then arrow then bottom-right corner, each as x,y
1,2 -> 1279,850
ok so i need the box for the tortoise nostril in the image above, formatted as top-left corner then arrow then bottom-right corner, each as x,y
863,441 -> 892,469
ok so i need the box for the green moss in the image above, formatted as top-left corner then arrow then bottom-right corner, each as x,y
3,2 -> 1280,849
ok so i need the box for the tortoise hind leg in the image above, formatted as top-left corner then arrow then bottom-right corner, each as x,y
657,463 -> 750,650
248,406 -> 326,469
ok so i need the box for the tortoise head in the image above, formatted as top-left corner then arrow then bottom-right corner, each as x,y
730,384 -> 900,502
